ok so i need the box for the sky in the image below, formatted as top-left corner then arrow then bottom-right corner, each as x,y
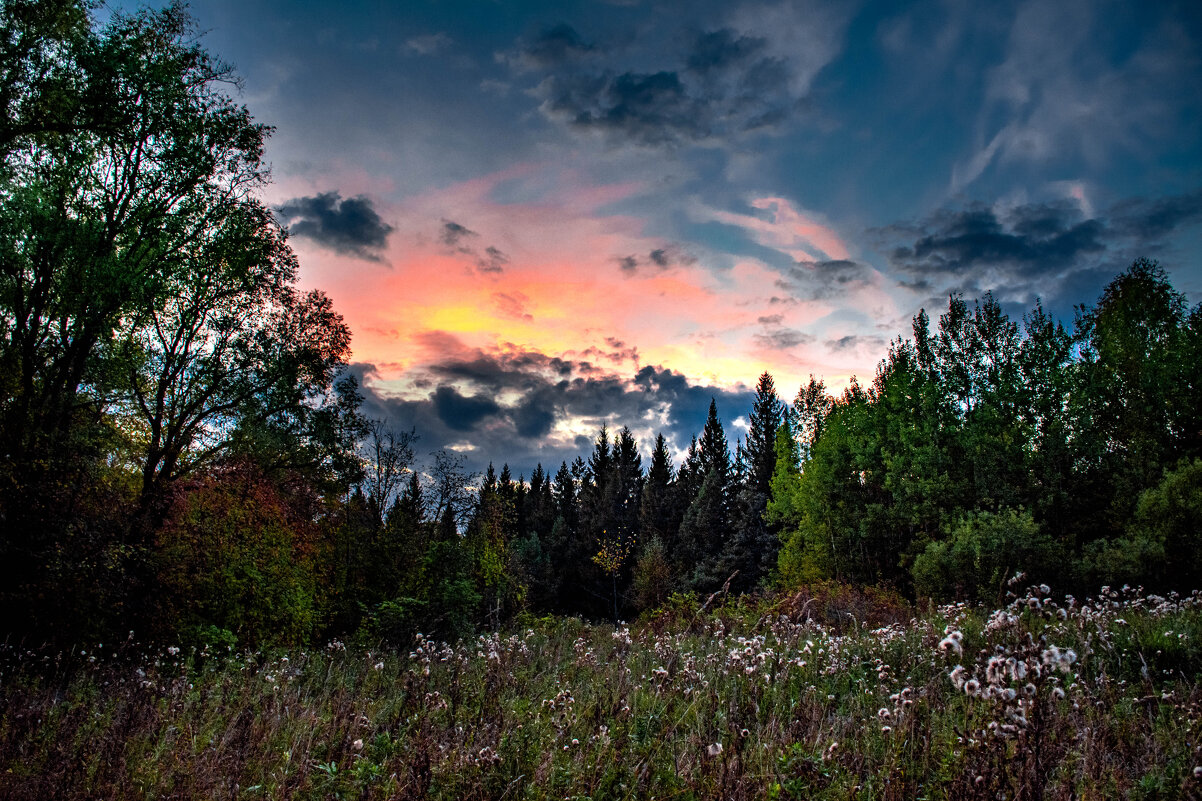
114,0 -> 1202,478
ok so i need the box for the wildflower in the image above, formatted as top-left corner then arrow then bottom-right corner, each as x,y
373,661 -> 385,671
880,725 -> 892,734
964,679 -> 980,696
706,742 -> 723,757
352,739 -> 363,752
1051,687 -> 1065,700
877,708 -> 891,721
949,665 -> 967,690
1194,766 -> 1202,779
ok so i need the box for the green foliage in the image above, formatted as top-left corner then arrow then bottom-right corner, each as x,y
774,262 -> 1202,600
911,509 -> 1059,603
154,463 -> 321,646
1080,458 -> 1202,589
0,1 -> 364,643
632,535 -> 675,611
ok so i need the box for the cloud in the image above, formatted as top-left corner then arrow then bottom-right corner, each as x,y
433,385 -> 502,431
479,245 -> 510,273
886,201 -> 1106,281
826,334 -> 887,354
701,196 -> 850,265
952,0 -> 1199,191
438,220 -> 510,274
513,2 -> 851,147
404,32 -> 452,56
505,23 -> 595,70
753,328 -> 813,350
348,344 -> 759,479
685,28 -> 768,75
276,192 -> 393,260
775,259 -> 873,300
541,70 -> 709,147
616,245 -> 696,274
876,191 -> 1202,303
1109,190 -> 1202,241
492,291 -> 533,320
440,220 -> 477,247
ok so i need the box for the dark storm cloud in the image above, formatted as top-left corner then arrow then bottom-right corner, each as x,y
433,385 -> 502,431
757,313 -> 784,325
518,18 -> 826,147
346,345 -> 758,480
885,202 -> 1106,280
877,192 -> 1202,303
276,192 -> 393,260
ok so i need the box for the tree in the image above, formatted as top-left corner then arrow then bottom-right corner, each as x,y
0,2 -> 367,637
681,400 -> 734,591
794,376 -> 833,463
1071,258 -> 1197,538
361,423 -> 417,525
745,372 -> 783,496
639,433 -> 676,547
0,3 -> 278,465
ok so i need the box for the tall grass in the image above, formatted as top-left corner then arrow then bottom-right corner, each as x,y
2,581 -> 1200,799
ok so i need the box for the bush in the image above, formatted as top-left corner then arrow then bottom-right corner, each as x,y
912,508 -> 1059,603
1128,458 -> 1202,589
153,463 -> 322,646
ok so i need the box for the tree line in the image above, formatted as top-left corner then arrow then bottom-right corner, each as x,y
2,2 -> 1199,648
772,261 -> 1202,601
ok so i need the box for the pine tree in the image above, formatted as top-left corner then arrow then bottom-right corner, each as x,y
745,372 -> 783,497
681,400 -> 733,591
639,433 -> 676,545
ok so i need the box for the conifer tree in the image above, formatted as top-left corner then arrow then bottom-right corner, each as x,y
681,400 -> 733,591
745,372 -> 784,497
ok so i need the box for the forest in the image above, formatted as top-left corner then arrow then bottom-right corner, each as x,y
2,1 -> 1201,654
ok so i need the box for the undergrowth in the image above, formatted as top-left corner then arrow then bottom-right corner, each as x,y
2,581 -> 1200,799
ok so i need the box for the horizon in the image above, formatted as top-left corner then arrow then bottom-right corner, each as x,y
105,0 -> 1202,477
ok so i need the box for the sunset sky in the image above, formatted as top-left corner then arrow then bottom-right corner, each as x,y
115,0 -> 1202,476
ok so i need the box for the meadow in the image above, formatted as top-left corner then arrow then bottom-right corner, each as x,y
1,580 -> 1199,800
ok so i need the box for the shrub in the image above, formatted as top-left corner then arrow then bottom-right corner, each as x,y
912,508 -> 1059,603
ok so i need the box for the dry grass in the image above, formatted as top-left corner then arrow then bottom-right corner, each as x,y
2,582 -> 1200,799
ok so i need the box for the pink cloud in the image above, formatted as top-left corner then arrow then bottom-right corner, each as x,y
700,196 -> 851,262
288,165 -> 883,400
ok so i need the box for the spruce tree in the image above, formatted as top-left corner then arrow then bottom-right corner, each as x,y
745,372 -> 784,497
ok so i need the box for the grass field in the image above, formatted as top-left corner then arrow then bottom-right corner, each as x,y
2,581 -> 1200,800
